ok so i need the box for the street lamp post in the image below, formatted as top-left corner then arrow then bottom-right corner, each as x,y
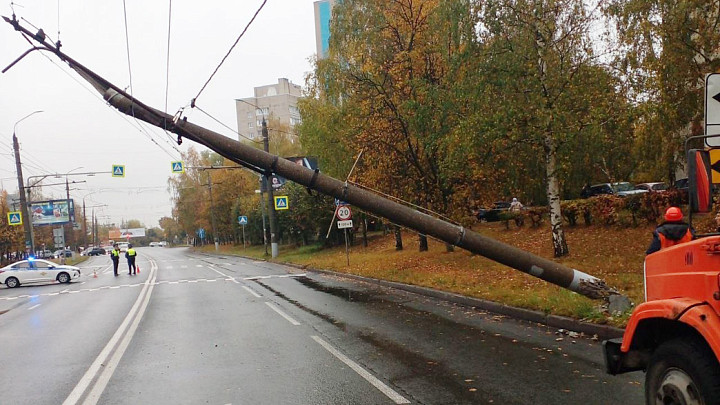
12,110 -> 43,256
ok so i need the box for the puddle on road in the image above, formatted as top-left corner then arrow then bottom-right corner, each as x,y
359,331 -> 493,404
254,279 -> 347,331
295,276 -> 384,304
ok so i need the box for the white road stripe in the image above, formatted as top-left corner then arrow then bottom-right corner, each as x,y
311,336 -> 410,404
63,259 -> 158,405
265,302 -> 300,326
196,264 -> 203,268
27,304 -> 40,310
242,286 -> 262,298
210,268 -> 239,284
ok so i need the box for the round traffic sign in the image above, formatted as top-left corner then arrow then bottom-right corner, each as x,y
337,206 -> 352,220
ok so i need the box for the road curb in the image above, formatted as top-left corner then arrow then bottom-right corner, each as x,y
195,250 -> 625,340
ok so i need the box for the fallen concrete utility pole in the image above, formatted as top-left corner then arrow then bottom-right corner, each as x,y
3,15 -> 628,304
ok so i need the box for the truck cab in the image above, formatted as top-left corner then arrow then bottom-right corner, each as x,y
604,147 -> 720,404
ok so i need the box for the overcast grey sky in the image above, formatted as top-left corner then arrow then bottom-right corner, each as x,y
0,0 -> 317,229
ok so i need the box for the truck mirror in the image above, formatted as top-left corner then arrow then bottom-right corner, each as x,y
688,149 -> 712,213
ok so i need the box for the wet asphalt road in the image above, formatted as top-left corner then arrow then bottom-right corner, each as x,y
0,247 -> 645,404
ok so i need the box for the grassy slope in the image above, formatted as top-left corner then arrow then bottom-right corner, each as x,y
201,222 -> 653,327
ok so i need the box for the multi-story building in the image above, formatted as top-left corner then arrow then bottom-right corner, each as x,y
314,0 -> 337,59
235,78 -> 303,141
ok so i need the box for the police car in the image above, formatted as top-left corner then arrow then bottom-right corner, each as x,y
0,258 -> 81,288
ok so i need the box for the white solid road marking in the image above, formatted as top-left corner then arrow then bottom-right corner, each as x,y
242,286 -> 261,298
63,259 -> 158,405
311,336 -> 410,404
27,304 -> 40,310
265,302 -> 300,326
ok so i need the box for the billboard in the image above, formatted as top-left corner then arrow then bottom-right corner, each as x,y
29,199 -> 75,226
109,228 -> 146,239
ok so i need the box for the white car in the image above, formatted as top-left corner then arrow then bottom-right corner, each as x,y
0,259 -> 81,288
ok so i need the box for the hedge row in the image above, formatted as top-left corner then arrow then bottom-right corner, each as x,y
503,190 -> 689,228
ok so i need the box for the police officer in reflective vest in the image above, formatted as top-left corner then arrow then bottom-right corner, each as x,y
125,243 -> 137,275
110,243 -> 121,276
646,207 -> 694,255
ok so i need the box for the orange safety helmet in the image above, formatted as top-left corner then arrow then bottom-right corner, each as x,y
664,207 -> 684,222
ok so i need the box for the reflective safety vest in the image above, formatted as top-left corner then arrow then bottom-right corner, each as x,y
659,230 -> 693,249
111,249 -> 120,257
127,248 -> 137,257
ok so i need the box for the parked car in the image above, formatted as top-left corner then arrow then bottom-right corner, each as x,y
634,182 -> 668,192
475,201 -> 511,222
674,178 -> 689,190
36,249 -> 53,259
581,182 -> 648,198
0,258 -> 81,288
53,249 -> 73,259
86,247 -> 106,256
118,242 -> 129,252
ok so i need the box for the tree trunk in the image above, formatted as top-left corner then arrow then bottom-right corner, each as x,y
394,225 -> 403,251
545,134 -> 569,257
419,234 -> 428,251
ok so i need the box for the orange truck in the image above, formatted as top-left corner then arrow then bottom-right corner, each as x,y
604,147 -> 720,404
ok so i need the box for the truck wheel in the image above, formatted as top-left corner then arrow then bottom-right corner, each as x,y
645,337 -> 720,405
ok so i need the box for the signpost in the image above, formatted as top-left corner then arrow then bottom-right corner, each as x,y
705,73 -> 720,146
7,211 -> 22,226
337,205 -> 353,266
274,196 -> 289,210
238,216 -> 248,248
171,161 -> 185,173
337,206 -> 352,221
196,228 -> 205,245
112,164 -> 125,177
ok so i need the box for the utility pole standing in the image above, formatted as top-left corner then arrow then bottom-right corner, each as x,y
207,171 -> 219,252
259,184 -> 269,256
82,200 -> 87,248
262,118 -> 279,258
13,130 -> 34,255
65,178 -> 72,249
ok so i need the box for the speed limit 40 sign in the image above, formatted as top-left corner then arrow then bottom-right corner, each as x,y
337,205 -> 352,220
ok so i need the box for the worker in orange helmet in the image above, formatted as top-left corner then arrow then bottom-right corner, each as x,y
646,207 -> 695,255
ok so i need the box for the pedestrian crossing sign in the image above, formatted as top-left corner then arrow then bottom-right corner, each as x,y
112,165 -> 125,177
7,211 -> 22,226
274,196 -> 289,210
171,161 -> 185,173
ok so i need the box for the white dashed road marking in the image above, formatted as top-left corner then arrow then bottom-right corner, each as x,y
242,286 -> 261,298
312,336 -> 410,404
265,302 -> 300,326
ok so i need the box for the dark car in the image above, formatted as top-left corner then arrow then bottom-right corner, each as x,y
581,182 -> 648,198
674,178 -> 688,190
476,201 -> 511,222
86,247 -> 106,256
